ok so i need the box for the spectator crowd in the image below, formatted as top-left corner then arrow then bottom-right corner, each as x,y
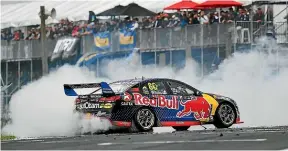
1,6 -> 268,41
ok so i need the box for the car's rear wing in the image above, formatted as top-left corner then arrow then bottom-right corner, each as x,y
63,82 -> 115,97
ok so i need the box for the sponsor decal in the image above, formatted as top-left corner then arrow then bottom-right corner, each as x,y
123,92 -> 132,101
95,111 -> 107,116
133,93 -> 179,110
176,97 -> 211,122
90,95 -> 102,98
77,102 -> 112,109
176,121 -> 184,124
102,88 -> 114,94
85,111 -> 107,119
121,102 -> 133,106
79,95 -> 89,99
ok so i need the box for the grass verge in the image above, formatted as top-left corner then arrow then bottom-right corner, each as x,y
1,135 -> 16,140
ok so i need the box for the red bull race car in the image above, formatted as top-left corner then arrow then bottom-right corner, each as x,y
64,78 -> 243,132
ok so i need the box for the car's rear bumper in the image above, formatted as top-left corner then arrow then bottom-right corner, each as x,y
83,114 -> 132,129
101,117 -> 132,128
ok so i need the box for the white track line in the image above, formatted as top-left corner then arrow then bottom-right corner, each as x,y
97,139 -> 267,146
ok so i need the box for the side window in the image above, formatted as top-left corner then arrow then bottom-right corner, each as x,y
167,81 -> 195,95
141,85 -> 150,95
147,81 -> 168,95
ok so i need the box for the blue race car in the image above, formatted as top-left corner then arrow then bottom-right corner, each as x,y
64,78 -> 243,132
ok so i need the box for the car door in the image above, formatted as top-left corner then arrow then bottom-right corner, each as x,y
135,80 -> 170,107
165,80 -> 212,122
137,80 -> 180,121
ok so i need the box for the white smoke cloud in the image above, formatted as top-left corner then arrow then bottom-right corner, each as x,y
1,66 -> 111,138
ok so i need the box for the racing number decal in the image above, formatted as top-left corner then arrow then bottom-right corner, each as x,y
148,82 -> 158,91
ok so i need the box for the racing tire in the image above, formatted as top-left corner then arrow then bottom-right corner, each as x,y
133,107 -> 156,132
172,126 -> 190,131
213,103 -> 236,128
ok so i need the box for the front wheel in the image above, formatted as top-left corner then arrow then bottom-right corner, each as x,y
172,126 -> 190,131
213,103 -> 236,128
133,107 -> 156,132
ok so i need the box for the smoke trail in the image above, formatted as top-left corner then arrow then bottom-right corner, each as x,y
1,66 -> 112,138
2,39 -> 288,138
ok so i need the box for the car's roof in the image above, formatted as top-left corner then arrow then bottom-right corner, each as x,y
110,78 -> 184,86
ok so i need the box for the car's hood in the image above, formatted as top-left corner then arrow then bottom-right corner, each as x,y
204,93 -> 234,102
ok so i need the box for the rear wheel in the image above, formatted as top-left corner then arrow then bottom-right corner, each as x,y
213,103 -> 236,128
172,126 -> 190,131
132,107 -> 156,132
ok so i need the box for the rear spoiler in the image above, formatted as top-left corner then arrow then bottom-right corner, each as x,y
63,82 -> 115,97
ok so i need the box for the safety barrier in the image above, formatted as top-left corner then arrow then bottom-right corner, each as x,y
2,21 -> 287,60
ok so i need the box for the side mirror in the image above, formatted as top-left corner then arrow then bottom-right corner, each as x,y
195,91 -> 202,96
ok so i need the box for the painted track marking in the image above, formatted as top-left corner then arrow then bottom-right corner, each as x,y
97,139 -> 267,146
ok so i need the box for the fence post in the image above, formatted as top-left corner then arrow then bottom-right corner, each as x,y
111,31 -> 114,52
217,23 -> 220,58
96,58 -> 99,77
185,25 -> 188,47
18,61 -> 20,89
169,28 -> 172,48
154,51 -> 157,67
5,61 -> 8,107
139,50 -> 142,65
200,25 -> 204,78
233,22 -> 236,53
170,50 -> 172,67
30,59 -> 33,81
185,24 -> 191,63
139,29 -> 142,49
154,28 -> 157,48
250,19 -> 253,48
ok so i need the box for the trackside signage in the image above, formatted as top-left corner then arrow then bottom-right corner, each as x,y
51,36 -> 79,61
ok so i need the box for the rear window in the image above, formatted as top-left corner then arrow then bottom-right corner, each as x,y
92,82 -> 136,94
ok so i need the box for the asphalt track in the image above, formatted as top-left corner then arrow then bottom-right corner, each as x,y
2,126 -> 288,150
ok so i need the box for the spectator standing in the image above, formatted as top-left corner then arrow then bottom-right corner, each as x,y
130,18 -> 139,31
199,10 -> 209,24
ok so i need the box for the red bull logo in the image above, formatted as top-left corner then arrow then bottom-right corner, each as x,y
133,93 -> 179,110
123,92 -> 132,101
176,97 -> 211,122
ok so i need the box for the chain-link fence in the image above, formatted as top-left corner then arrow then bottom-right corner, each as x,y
1,39 -> 57,60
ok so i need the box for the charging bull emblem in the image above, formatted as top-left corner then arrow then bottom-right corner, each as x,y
123,92 -> 132,101
176,97 -> 211,122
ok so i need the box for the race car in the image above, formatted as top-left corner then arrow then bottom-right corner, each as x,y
64,78 -> 243,132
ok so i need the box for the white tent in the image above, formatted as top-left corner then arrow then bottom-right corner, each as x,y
1,0 -> 256,29
1,0 -> 182,29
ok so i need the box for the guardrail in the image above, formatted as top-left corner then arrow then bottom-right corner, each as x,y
1,21 -> 287,60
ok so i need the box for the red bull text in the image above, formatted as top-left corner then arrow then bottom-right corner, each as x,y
133,93 -> 179,110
